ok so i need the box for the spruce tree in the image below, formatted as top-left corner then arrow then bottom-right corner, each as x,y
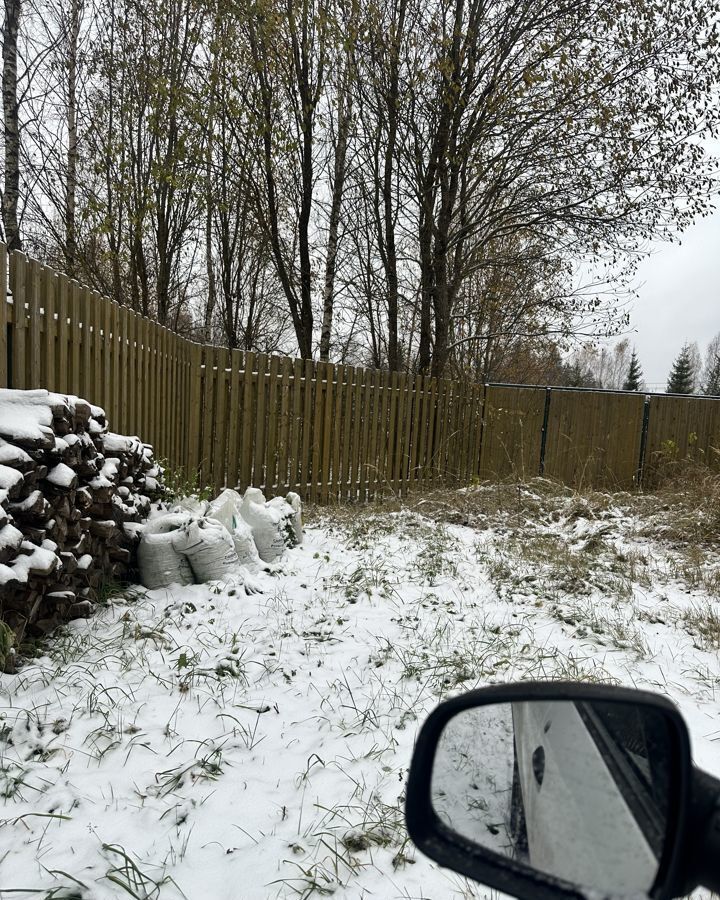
666,344 -> 696,394
623,349 -> 643,391
703,353 -> 720,396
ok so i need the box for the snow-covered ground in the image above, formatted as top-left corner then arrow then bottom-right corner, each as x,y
1,481 -> 718,899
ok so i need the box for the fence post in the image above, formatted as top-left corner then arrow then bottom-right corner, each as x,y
538,387 -> 552,475
636,394 -> 651,487
474,383 -> 488,479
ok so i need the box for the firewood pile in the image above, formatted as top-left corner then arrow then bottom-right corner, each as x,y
0,389 -> 163,644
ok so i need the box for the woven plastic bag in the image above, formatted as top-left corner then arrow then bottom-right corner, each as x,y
239,488 -> 287,562
206,488 -> 262,569
174,517 -> 240,583
137,514 -> 194,589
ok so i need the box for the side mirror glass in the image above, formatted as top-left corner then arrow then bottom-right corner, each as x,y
407,685 -> 691,900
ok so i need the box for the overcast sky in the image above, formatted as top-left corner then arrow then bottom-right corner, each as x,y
624,209 -> 720,388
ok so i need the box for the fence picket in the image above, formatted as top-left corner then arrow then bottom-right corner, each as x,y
213,347 -> 230,492
28,260 -> 42,387
165,328 -> 173,459
289,358 -> 303,493
109,301 -> 119,425
400,375 -> 414,491
356,368 -> 371,502
384,371 -> 397,493
41,265 -> 56,392
0,245 -> 7,388
408,375 -> 423,485
187,342 -> 203,481
375,370 -> 390,495
9,253 -> 27,388
81,289 -> 94,407
227,349 -> 243,490
340,366 -> 354,500
169,329 -> 178,463
331,363 -> 345,501
127,307 -> 137,438
181,339 -> 190,471
310,361 -> 326,503
254,353 -> 268,491
140,317 -> 151,443
100,292 -> 111,415
320,361 -> 335,504
154,320 -> 163,453
349,368 -> 361,501
264,354 -> 281,494
367,369 -> 382,499
69,282 -> 81,397
299,359 -> 314,501
239,351 -> 256,491
200,346 -> 215,485
277,355 -> 291,494
56,273 -> 69,394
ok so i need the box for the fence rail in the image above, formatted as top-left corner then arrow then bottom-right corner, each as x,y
2,243 -> 719,500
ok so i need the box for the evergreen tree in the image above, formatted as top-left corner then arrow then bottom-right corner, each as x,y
666,344 -> 696,394
623,349 -> 643,391
703,352 -> 720,396
562,361 -> 596,387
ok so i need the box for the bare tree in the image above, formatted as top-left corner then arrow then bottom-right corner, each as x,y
319,0 -> 357,361
243,0 -> 332,358
2,0 -> 22,249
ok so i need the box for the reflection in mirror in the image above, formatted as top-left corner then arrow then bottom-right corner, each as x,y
431,699 -> 674,897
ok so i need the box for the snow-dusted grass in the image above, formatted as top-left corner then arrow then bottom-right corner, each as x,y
1,479 -> 719,899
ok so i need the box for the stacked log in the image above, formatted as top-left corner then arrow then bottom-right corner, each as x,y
0,389 -> 163,645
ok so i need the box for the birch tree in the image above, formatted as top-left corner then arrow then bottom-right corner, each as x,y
2,0 -> 22,249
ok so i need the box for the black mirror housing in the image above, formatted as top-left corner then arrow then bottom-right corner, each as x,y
405,681 -> 693,900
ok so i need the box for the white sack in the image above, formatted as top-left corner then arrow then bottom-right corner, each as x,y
174,517 -> 240,583
267,496 -> 301,549
206,488 -> 241,531
172,496 -> 209,517
239,488 -> 286,563
138,514 -> 194,589
207,488 -> 262,569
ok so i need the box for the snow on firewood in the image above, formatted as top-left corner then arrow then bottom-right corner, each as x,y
0,388 -> 164,651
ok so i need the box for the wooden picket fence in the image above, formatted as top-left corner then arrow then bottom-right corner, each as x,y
2,243 -> 719,499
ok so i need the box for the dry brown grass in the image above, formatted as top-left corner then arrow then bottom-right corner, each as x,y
307,466 -> 720,608
634,464 -> 720,548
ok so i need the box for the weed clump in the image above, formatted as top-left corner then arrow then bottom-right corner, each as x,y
159,460 -> 213,504
638,465 -> 720,548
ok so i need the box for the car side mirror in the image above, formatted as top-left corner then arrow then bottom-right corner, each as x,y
406,682 -> 695,900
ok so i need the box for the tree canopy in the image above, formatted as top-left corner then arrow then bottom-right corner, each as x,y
3,0 -> 720,375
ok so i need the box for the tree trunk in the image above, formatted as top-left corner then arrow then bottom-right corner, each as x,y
204,203 -> 216,343
2,0 -> 22,251
297,124 -> 315,359
319,74 -> 352,361
417,208 -> 433,373
203,130 -> 216,343
65,0 -> 80,276
383,0 -> 405,371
